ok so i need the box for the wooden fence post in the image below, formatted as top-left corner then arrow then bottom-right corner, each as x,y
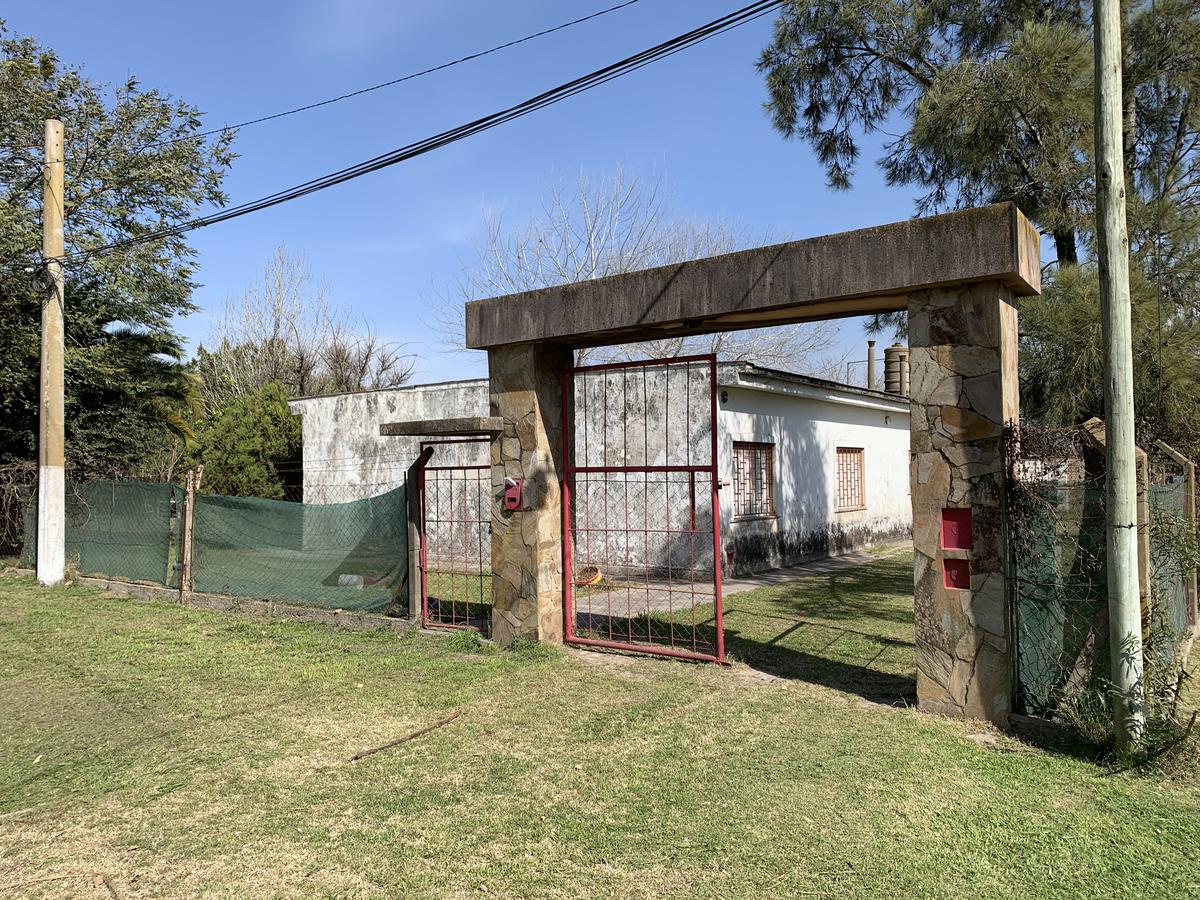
1189,459 -> 1198,631
1082,418 -> 1151,613
1137,449 -> 1151,623
179,465 -> 204,602
178,469 -> 194,603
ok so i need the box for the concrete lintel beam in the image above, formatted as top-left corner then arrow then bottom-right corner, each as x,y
465,203 -> 1041,350
379,416 -> 503,437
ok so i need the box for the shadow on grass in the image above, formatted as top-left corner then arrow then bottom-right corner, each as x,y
721,554 -> 917,705
569,561 -> 919,708
736,561 -> 917,628
563,553 -> 919,706
724,621 -> 917,707
570,604 -> 917,707
426,597 -> 492,636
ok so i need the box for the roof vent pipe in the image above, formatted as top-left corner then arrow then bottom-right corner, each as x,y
866,340 -> 877,391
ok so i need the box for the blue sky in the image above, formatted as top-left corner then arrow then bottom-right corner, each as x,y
9,0 -> 921,381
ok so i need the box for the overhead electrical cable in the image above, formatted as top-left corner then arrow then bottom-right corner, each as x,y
67,0 -> 783,264
40,0 -> 647,223
154,0 -> 647,147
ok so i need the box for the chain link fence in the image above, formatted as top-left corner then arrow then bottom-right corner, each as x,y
15,478 -> 182,586
1149,478 -> 1196,653
1007,423 -> 1197,717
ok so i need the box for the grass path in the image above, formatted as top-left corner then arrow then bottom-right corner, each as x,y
0,559 -> 1198,898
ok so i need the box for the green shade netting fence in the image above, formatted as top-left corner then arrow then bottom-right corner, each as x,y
1013,480 -> 1109,715
192,486 -> 408,613
1149,479 -> 1191,651
20,481 -> 179,586
1014,475 -> 1196,715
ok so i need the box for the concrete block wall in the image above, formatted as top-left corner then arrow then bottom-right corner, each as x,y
289,379 -> 489,502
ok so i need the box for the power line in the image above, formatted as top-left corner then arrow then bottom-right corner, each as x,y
66,0 -> 783,264
153,0 -> 647,148
11,0 -> 648,235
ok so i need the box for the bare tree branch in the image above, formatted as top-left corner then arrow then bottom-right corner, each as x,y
435,168 -> 836,370
199,246 -> 415,410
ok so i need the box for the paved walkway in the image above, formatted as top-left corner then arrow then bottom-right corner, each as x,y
572,542 -> 912,616
722,543 -> 911,595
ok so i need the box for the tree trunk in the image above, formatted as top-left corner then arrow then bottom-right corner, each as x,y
1053,229 -> 1078,266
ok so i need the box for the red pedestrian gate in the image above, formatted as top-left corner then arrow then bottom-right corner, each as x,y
419,438 -> 492,633
562,354 -> 725,663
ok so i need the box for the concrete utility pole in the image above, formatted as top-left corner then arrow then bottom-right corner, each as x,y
1094,0 -> 1145,747
37,119 -> 66,586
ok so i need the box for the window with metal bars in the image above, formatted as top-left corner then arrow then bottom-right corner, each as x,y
732,441 -> 775,518
836,447 -> 865,510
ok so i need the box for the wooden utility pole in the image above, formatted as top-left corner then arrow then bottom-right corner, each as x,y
36,119 -> 66,586
1094,0 -> 1145,747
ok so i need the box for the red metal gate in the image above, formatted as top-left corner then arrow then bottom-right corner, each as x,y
562,354 -> 725,663
419,438 -> 492,633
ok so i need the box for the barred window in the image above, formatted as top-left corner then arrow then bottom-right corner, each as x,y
732,442 -> 775,518
836,447 -> 865,511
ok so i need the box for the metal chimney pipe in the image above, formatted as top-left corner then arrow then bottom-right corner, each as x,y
866,339 -> 877,390
884,342 -> 905,395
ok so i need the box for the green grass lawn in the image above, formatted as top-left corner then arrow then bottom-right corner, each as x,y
1,555 -> 1198,898
572,551 -> 916,690
722,549 -> 918,702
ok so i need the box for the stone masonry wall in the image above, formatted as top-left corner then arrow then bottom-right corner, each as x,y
908,281 -> 1019,725
488,342 -> 572,646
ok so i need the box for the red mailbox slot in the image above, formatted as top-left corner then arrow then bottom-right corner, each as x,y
941,507 -> 973,550
943,558 -> 971,590
503,477 -> 523,511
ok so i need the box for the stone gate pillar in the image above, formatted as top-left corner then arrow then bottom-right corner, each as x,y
908,281 -> 1020,725
487,342 -> 573,646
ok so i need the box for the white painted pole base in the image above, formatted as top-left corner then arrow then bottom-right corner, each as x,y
36,465 -> 65,585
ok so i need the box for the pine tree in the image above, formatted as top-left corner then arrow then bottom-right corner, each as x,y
189,384 -> 301,500
759,1 -> 1200,453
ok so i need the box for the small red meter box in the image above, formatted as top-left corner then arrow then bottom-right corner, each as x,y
941,507 -> 973,550
503,477 -> 523,511
943,558 -> 971,590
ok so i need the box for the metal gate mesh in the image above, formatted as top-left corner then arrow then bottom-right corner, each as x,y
420,439 -> 492,632
563,355 -> 724,662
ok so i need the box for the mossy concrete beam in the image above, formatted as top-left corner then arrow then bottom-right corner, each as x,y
466,203 -> 1040,351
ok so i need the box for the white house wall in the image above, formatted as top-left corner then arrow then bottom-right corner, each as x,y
717,381 -> 911,575
289,369 -> 912,576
